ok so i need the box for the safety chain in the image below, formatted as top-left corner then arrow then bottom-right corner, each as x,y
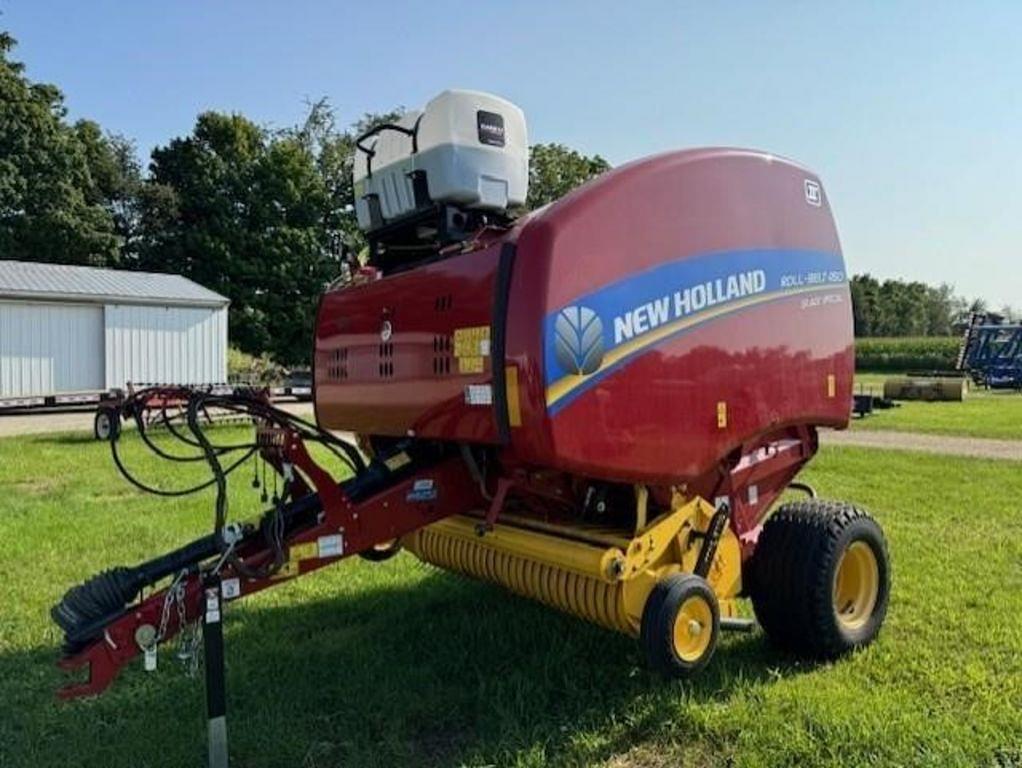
156,570 -> 188,645
137,569 -> 203,676
138,527 -> 243,676
175,580 -> 203,677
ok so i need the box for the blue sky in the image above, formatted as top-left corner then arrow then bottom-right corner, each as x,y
3,1 -> 1019,308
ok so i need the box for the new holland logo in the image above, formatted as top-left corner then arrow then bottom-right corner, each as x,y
554,305 -> 605,376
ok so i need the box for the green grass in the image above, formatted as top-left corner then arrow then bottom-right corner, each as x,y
853,372 -> 1022,440
1,430 -> 1021,767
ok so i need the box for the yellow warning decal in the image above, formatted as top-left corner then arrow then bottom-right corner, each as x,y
290,541 -> 318,561
717,401 -> 728,429
272,540 -> 318,579
384,451 -> 411,472
453,326 -> 490,358
505,365 -> 522,427
459,356 -> 484,374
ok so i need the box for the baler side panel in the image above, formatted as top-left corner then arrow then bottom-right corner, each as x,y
314,245 -> 506,442
505,149 -> 854,484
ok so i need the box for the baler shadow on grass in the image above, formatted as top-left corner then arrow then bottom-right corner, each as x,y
3,562 -> 812,768
222,570 -> 811,766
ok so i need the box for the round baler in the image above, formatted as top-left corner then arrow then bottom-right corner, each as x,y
314,93 -> 890,674
52,92 -> 890,708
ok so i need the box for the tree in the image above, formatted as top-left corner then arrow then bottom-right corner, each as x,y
526,143 -> 610,209
849,274 -> 880,336
72,121 -> 145,264
849,274 -> 970,337
133,102 -> 428,364
280,99 -> 403,255
0,33 -> 132,265
135,111 -> 338,364
922,283 -> 956,336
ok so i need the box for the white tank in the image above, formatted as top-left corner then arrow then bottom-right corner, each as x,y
353,90 -> 528,231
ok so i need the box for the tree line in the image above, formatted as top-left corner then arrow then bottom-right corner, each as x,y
1,33 -> 1007,365
850,275 -> 1013,337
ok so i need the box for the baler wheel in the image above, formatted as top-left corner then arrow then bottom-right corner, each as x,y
749,501 -> 890,659
358,539 -> 402,562
640,573 -> 720,678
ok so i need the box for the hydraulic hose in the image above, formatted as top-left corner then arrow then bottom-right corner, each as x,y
51,492 -> 326,652
51,445 -> 417,651
110,439 -> 256,497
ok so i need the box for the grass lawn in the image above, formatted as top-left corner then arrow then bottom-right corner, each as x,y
853,372 -> 1022,440
1,428 -> 1021,767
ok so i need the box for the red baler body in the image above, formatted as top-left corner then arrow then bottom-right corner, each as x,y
315,149 -> 852,484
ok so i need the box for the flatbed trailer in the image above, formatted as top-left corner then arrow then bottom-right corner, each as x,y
0,389 -> 122,415
0,383 -> 313,439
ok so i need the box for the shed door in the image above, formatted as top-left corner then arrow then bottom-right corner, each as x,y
103,305 -> 227,389
0,302 -> 105,397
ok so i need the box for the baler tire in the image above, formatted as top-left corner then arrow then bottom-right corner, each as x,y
640,573 -> 720,678
358,539 -> 402,562
749,500 -> 890,659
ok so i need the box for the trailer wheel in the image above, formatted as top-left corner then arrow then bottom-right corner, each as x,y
94,408 -> 120,441
358,539 -> 402,562
749,501 -> 890,659
640,573 -> 720,677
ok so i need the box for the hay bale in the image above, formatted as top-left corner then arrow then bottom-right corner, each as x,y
883,377 -> 968,402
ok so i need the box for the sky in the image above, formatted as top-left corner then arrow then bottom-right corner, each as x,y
3,1 -> 1019,308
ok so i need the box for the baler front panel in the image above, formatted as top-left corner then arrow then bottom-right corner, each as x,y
504,149 -> 854,483
314,244 -> 507,442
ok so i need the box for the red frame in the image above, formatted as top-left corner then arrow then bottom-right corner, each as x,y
58,429 -> 485,699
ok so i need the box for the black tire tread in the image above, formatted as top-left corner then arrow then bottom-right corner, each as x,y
640,573 -> 720,678
749,500 -> 890,659
93,408 -> 120,441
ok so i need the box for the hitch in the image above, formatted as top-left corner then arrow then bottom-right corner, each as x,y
52,387 -> 485,701
54,452 -> 481,698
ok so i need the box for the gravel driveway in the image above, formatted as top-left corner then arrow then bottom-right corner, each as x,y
820,428 -> 1022,461
0,402 -> 316,438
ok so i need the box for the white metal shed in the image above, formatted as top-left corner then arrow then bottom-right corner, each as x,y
0,261 -> 229,398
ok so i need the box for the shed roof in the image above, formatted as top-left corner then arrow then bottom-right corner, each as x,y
0,260 -> 229,308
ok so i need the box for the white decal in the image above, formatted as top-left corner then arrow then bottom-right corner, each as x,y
804,179 -> 822,207
221,577 -> 241,600
464,384 -> 493,405
318,534 -> 344,558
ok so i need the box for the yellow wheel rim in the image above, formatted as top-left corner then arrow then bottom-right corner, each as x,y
833,540 -> 880,630
672,595 -> 713,662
